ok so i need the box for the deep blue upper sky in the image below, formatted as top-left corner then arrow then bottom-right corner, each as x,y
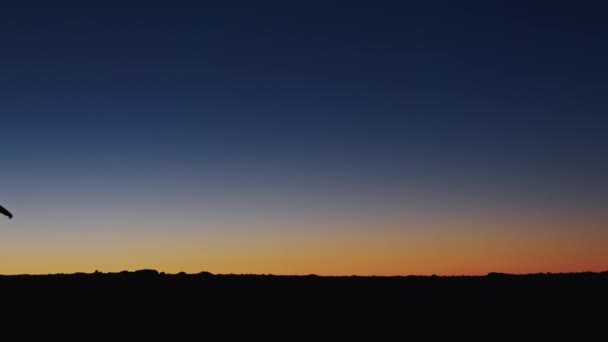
1,1 -> 607,224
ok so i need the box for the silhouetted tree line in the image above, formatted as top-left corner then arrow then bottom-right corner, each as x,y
0,270 -> 606,341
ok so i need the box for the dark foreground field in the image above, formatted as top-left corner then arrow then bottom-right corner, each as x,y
1,270 -> 606,341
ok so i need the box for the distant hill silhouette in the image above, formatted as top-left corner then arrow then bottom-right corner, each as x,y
0,269 -> 608,341
2,269 -> 607,279
1,269 -> 606,340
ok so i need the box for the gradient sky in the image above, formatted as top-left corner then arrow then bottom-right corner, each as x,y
1,1 -> 607,276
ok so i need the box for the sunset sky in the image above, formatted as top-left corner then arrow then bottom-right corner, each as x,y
1,1 -> 607,276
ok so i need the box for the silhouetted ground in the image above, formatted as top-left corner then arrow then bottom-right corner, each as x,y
1,270 -> 606,341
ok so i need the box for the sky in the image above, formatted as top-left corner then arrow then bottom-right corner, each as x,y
1,1 -> 607,276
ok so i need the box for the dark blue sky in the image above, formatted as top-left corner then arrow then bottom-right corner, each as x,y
2,2 -> 607,160
1,1 -> 607,274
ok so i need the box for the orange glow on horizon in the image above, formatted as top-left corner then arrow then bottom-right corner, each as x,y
1,211 -> 606,276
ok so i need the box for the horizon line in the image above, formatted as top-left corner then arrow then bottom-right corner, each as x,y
2,268 -> 607,278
